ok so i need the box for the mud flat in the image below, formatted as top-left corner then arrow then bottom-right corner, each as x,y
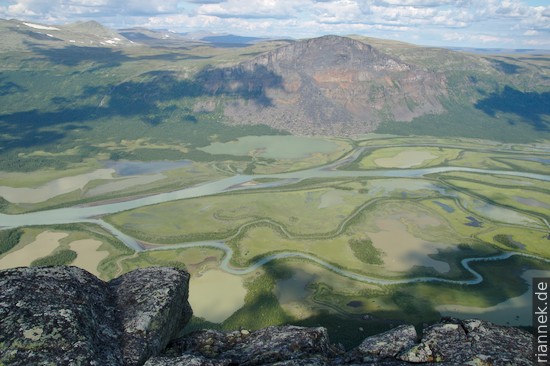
374,151 -> 437,168
199,135 -> 340,159
68,239 -> 109,277
318,190 -> 345,209
84,173 -> 165,197
188,270 -> 247,323
0,169 -> 114,203
513,196 -> 550,209
0,231 -> 66,269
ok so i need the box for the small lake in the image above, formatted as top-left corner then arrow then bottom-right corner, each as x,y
526,157 -> 550,164
465,216 -> 483,227
104,160 -> 191,176
346,300 -> 363,308
433,201 -> 455,213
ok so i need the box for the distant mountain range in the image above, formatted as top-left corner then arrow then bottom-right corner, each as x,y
0,18 -> 549,143
0,19 -> 135,49
0,18 -> 280,50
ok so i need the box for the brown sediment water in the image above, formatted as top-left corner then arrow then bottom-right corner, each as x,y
188,270 -> 247,323
0,231 -> 67,269
69,239 -> 109,277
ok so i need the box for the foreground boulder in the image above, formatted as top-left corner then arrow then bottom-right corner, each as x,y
0,266 -> 192,366
111,268 -> 193,366
0,266 -> 121,365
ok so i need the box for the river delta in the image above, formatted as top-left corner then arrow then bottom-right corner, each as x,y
0,135 -> 549,343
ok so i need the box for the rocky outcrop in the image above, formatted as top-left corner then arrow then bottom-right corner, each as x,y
396,318 -> 533,365
0,266 -> 535,365
147,319 -> 533,365
197,35 -> 447,136
0,266 -> 192,366
147,326 -> 343,366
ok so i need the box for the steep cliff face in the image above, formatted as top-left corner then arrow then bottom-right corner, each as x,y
198,35 -> 447,136
0,266 -> 534,365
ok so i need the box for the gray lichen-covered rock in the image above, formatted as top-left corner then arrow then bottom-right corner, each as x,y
397,317 -> 533,365
150,319 -> 533,365
0,266 -> 192,366
110,267 -> 193,366
0,266 -> 122,366
355,324 -> 417,362
225,326 -> 340,364
158,325 -> 342,365
144,354 -> 231,366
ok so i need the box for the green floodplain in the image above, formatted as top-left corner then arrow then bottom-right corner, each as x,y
0,134 -> 549,348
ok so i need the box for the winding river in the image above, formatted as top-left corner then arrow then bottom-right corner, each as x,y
148,240 -> 550,285
1,148 -> 549,286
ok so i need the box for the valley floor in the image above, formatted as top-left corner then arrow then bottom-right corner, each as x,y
1,135 -> 549,347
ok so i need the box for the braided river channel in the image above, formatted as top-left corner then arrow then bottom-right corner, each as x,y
1,147 -> 549,287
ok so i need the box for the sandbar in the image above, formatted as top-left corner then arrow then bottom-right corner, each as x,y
375,150 -> 437,168
0,169 -> 114,203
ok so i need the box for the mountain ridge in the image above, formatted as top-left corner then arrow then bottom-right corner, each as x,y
199,35 -> 447,135
0,18 -> 135,50
0,18 -> 548,145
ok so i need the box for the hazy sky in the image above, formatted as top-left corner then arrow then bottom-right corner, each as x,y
0,0 -> 549,48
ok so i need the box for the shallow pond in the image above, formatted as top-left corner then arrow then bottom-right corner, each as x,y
367,215 -> 450,273
526,157 -> 550,164
0,231 -> 66,269
513,196 -> 550,209
275,269 -> 317,305
188,270 -> 246,323
69,239 -> 109,277
464,198 -> 540,227
465,216 -> 483,227
433,201 -> 455,213
347,300 -> 363,308
104,160 -> 191,176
